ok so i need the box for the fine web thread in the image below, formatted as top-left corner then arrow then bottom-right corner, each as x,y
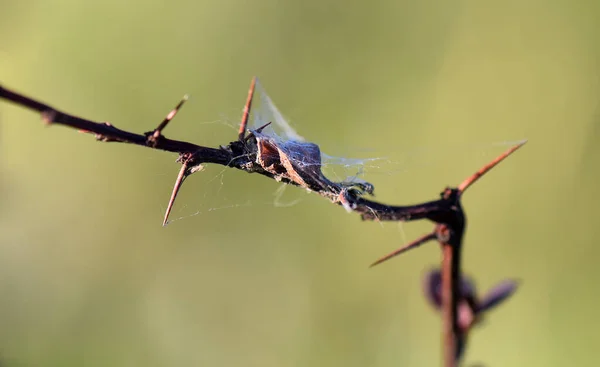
166,81 -> 518,224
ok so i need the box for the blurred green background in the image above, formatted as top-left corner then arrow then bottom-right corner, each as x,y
1,0 -> 599,366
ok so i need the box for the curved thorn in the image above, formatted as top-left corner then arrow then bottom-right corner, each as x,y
458,140 -> 527,194
238,76 -> 257,141
370,232 -> 437,268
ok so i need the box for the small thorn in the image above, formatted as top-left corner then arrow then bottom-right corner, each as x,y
152,95 -> 189,141
255,121 -> 272,133
41,110 -> 56,125
370,232 -> 437,268
238,76 -> 257,141
162,163 -> 189,226
243,121 -> 272,142
458,140 -> 527,194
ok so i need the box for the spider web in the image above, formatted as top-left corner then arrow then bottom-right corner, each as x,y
249,80 -> 401,192
164,81 -> 393,224
165,80 -> 522,224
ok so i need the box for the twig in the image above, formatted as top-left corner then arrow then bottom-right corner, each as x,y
370,142 -> 525,366
0,78 -> 527,366
0,81 -> 458,226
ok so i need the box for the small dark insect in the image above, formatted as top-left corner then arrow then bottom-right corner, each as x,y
423,269 -> 519,361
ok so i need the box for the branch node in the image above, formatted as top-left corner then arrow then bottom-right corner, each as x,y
41,110 -> 56,125
338,188 -> 354,213
435,224 -> 452,243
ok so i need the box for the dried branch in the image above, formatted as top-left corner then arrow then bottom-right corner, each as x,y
0,80 -> 449,226
370,142 -> 525,366
1,79 -> 526,367
0,84 -> 224,158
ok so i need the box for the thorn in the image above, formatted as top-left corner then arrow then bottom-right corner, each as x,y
152,95 -> 189,140
41,110 -> 56,125
238,76 -> 257,141
457,140 -> 527,194
370,232 -> 437,268
243,121 -> 272,142
162,163 -> 189,226
255,121 -> 271,133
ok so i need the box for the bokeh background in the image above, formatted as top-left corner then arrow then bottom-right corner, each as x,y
1,1 -> 599,366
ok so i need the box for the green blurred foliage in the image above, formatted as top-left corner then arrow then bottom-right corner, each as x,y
1,0 -> 599,366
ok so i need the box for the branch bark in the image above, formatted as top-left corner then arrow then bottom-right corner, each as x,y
0,82 -> 449,225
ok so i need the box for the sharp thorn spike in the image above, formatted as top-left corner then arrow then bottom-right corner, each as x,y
243,121 -> 272,141
162,163 -> 189,226
458,140 -> 527,194
153,95 -> 189,139
255,121 -> 272,133
238,76 -> 257,141
370,232 -> 437,268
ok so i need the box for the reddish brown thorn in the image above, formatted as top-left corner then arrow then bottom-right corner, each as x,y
370,232 -> 437,268
238,76 -> 257,141
458,140 -> 527,194
151,95 -> 189,142
162,163 -> 189,226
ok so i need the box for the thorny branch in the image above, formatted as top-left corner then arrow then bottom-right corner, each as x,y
369,142 -> 525,366
0,78 -> 526,366
0,79 -> 450,226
